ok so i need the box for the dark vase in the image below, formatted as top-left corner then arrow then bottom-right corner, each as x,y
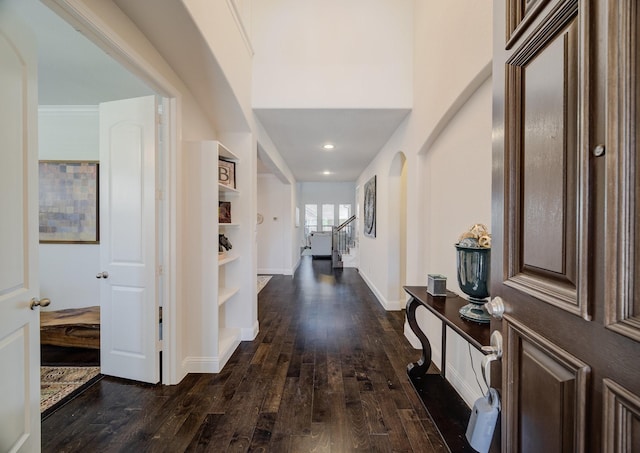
455,244 -> 490,323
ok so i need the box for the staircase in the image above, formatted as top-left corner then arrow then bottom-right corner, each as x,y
332,215 -> 356,268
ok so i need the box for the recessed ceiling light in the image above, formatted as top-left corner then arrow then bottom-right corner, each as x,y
322,144 -> 335,150
323,171 -> 331,175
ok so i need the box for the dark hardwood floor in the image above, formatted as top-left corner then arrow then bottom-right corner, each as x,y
42,257 -> 447,452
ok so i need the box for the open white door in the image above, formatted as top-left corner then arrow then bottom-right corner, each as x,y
99,96 -> 159,383
0,9 -> 41,452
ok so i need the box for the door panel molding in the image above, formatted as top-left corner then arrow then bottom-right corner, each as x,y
603,378 -> 640,452
506,0 -> 550,48
503,0 -> 591,319
503,315 -> 590,452
604,0 -> 640,342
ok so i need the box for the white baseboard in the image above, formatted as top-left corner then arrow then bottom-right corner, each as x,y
445,361 -> 482,409
241,320 -> 259,341
182,355 -> 225,373
258,267 -> 285,275
358,270 -> 403,311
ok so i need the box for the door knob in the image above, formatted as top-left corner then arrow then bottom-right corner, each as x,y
96,271 -> 109,279
486,296 -> 505,319
30,297 -> 51,310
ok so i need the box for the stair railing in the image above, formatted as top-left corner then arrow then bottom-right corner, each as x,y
332,215 -> 356,268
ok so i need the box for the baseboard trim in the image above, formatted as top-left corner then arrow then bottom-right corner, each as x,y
182,356 -> 223,374
258,267 -> 285,275
241,320 -> 259,341
358,270 -> 402,311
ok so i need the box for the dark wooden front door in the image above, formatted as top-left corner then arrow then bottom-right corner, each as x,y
492,0 -> 640,451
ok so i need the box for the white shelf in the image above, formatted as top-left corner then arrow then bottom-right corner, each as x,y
218,253 -> 240,266
219,183 -> 240,194
219,223 -> 240,228
218,286 -> 240,306
218,142 -> 239,162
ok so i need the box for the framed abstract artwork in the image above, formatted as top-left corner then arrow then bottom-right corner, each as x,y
363,175 -> 376,238
39,161 -> 99,243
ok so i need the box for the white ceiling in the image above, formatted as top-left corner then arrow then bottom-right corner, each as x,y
8,0 -> 409,183
255,108 -> 409,182
6,0 -> 154,105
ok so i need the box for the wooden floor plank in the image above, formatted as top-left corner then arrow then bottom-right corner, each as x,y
41,257 -> 462,452
398,408 -> 446,453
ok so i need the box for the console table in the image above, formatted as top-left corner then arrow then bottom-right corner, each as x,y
403,286 -> 497,453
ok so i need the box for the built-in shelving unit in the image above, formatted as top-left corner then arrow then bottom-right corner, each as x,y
184,139 -> 254,373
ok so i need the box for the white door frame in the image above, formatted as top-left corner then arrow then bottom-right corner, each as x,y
43,0 -> 181,384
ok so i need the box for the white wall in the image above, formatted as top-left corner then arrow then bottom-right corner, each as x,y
300,182 -> 356,209
252,0 -> 412,109
182,0 -> 254,122
255,117 -> 300,275
257,174 -> 295,275
421,78 -> 492,295
38,106 -> 100,311
356,0 -> 493,407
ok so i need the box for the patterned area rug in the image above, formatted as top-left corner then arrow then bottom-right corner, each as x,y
41,366 -> 101,415
257,275 -> 272,293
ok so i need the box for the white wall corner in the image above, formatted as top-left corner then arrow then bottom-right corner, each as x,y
174,361 -> 189,385
359,269 -> 400,311
385,299 -> 405,311
291,256 -> 301,275
241,320 -> 260,341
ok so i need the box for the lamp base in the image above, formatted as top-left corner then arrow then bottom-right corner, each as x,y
459,300 -> 491,324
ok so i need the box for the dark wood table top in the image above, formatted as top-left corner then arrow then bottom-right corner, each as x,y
404,286 -> 490,352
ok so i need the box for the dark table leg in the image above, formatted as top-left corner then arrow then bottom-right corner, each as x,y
406,296 -> 432,379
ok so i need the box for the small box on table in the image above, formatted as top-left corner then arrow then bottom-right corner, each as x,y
427,274 -> 447,296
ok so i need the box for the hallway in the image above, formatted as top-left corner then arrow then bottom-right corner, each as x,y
42,257 -> 447,452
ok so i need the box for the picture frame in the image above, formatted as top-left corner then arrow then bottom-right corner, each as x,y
39,160 -> 99,243
218,158 -> 236,189
363,175 -> 376,238
219,201 -> 232,223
